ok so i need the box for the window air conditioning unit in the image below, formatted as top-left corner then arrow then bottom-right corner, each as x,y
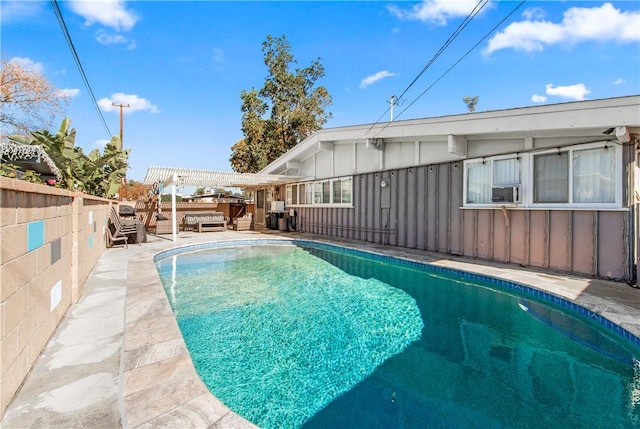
271,201 -> 285,212
492,186 -> 520,203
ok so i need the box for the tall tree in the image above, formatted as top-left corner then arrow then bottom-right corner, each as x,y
230,35 -> 332,173
0,59 -> 69,137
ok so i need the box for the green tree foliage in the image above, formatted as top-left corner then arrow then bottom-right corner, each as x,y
7,118 -> 129,197
230,35 -> 332,173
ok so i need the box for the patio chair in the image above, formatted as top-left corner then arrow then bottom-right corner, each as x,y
155,216 -> 173,234
105,226 -> 128,248
108,206 -> 142,244
233,213 -> 253,231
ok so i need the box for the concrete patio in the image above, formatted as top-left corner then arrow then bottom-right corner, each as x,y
2,229 -> 639,428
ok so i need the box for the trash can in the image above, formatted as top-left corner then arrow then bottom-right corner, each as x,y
278,217 -> 287,231
269,213 -> 278,230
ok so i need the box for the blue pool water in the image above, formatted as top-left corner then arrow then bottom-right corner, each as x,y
156,241 -> 640,429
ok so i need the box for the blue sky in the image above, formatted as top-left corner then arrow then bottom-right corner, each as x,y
2,0 -> 639,182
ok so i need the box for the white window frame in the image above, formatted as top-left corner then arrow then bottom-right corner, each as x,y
529,142 -> 622,209
462,142 -> 622,210
463,154 -> 524,207
286,176 -> 353,208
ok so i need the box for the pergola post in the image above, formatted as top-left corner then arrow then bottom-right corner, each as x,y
171,173 -> 177,242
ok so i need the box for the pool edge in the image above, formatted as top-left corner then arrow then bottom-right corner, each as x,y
124,235 -> 640,428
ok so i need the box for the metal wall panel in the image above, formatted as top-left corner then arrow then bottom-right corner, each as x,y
406,168 -> 418,249
397,169 -> 408,247
438,164 -> 450,253
548,211 -> 572,272
373,174 -> 381,243
388,171 -> 398,246
462,210 -> 476,257
366,174 -> 375,242
598,211 -> 625,279
416,166 -> 427,249
296,159 -> 632,281
492,210 -> 508,261
509,211 -> 528,265
449,163 -> 463,255
427,167 -> 438,251
572,212 -> 595,276
529,211 -> 548,268
476,209 -> 493,259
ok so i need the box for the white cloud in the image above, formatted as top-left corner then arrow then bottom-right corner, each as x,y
360,71 -> 396,89
68,0 -> 138,31
388,0 -> 490,25
55,88 -> 81,98
97,93 -> 159,114
96,30 -> 135,49
531,94 -> 547,103
1,1 -> 46,23
614,78 -> 625,85
521,7 -> 546,21
9,57 -> 44,74
544,83 -> 591,101
485,3 -> 640,54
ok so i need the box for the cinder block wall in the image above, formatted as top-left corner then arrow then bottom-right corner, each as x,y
0,177 -> 112,416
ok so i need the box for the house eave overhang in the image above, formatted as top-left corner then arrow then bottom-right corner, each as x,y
259,95 -> 640,174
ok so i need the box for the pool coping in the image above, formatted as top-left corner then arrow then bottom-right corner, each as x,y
122,233 -> 640,428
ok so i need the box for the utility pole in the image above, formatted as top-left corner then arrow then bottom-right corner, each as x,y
389,95 -> 396,122
112,102 -> 130,200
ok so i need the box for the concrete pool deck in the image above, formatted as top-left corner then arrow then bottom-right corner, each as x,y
2,229 -> 640,428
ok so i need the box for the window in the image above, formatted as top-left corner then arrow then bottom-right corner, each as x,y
533,146 -> 616,204
534,152 -> 568,203
286,176 -> 353,207
305,183 -> 313,204
313,182 -> 323,204
464,143 -> 620,208
299,183 -> 306,204
573,147 -> 615,203
286,185 -> 293,206
465,157 -> 521,204
466,162 -> 491,203
322,181 -> 330,203
332,177 -> 352,204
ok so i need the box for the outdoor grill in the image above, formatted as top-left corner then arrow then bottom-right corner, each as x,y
118,205 -> 136,218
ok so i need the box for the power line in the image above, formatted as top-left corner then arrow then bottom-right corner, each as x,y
395,1 -> 527,121
368,0 -> 527,138
50,0 -> 113,139
368,0 -> 489,130
396,0 -> 489,103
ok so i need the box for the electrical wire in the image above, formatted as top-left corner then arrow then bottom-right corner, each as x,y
396,0 -> 489,104
368,0 -> 489,129
396,0 -> 527,120
367,0 -> 527,138
50,0 -> 113,139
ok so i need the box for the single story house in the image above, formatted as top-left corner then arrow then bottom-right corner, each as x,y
259,95 -> 640,283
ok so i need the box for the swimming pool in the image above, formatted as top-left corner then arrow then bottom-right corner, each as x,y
155,240 -> 640,429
